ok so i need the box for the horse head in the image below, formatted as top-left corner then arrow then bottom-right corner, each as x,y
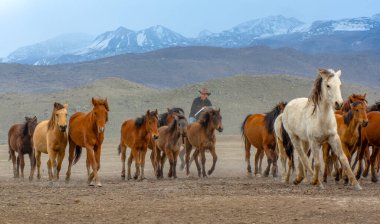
318,68 -> 343,110
175,114 -> 188,137
51,102 -> 68,132
200,108 -> 223,133
146,109 -> 159,139
25,116 -> 38,137
92,97 -> 109,134
351,101 -> 369,127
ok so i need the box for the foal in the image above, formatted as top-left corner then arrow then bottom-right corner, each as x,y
156,114 -> 187,179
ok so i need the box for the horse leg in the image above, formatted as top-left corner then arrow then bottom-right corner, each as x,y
16,155 -> 20,178
155,150 -> 162,179
254,148 -> 261,176
278,138 -> 288,183
244,138 -> 252,176
263,144 -> 275,177
119,144 -> 127,180
291,138 -> 312,185
363,146 -> 371,177
47,150 -> 57,181
310,141 -> 324,189
200,149 -> 207,178
86,148 -> 98,186
56,150 -> 65,180
94,145 -> 102,186
28,152 -> 35,181
139,148 -> 147,180
132,148 -> 140,180
179,146 -> 186,171
193,149 -> 201,177
19,152 -> 25,179
370,147 -> 380,183
356,138 -> 368,180
185,139 -> 193,176
127,153 -> 133,180
10,149 -> 17,178
259,150 -> 264,174
207,146 -> 218,176
166,149 -> 174,178
322,144 -> 329,183
173,150 -> 180,179
161,153 -> 167,178
341,144 -> 351,185
35,151 -> 42,180
65,138 -> 75,182
329,135 -> 361,190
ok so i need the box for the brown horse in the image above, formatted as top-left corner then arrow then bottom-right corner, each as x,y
118,110 -> 159,180
8,116 -> 38,180
241,102 -> 286,177
65,97 -> 109,187
156,114 -> 187,179
185,108 -> 223,177
322,101 -> 368,183
336,93 -> 367,115
356,111 -> 380,182
32,103 -> 68,181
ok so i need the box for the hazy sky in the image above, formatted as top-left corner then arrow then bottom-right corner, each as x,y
0,0 -> 379,57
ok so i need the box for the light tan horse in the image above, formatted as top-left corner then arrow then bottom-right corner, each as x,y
32,102 -> 68,181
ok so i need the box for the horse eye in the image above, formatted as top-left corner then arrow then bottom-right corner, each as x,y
326,85 -> 330,89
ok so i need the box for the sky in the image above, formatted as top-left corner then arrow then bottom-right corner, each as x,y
0,0 -> 379,57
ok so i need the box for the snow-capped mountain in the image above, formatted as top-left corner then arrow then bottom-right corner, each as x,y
4,14 -> 380,65
4,33 -> 93,64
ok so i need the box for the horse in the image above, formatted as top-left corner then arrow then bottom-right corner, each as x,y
322,101 -> 368,183
32,103 -> 68,181
185,108 -> 223,177
8,116 -> 38,180
155,114 -> 188,179
356,111 -> 380,182
335,93 -> 367,115
281,68 -> 361,190
65,97 -> 109,187
241,102 -> 286,177
118,110 -> 159,180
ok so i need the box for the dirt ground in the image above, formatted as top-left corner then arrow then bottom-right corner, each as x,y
0,135 -> 380,224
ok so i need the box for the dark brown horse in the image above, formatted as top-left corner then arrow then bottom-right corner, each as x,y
185,108 -> 223,177
66,97 -> 109,187
8,116 -> 38,180
118,110 -> 159,180
156,114 -> 187,179
241,102 -> 286,177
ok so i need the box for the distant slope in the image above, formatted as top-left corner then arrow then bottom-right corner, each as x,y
0,75 -> 378,143
0,46 -> 379,93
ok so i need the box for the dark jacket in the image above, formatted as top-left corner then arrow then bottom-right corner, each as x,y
189,97 -> 212,118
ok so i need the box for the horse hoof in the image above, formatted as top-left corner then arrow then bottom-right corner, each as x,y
263,172 -> 269,177
121,175 -> 125,181
371,177 -> 378,183
354,183 -> 362,191
88,181 -> 95,187
207,170 -> 213,176
29,176 -> 33,182
96,183 -> 102,187
293,179 -> 301,185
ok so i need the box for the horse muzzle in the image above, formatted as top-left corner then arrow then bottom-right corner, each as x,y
362,120 -> 369,127
335,101 -> 343,110
153,134 -> 159,140
217,127 -> 223,133
59,125 -> 67,132
98,127 -> 105,133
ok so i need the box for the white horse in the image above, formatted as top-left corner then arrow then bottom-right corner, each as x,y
281,69 -> 361,190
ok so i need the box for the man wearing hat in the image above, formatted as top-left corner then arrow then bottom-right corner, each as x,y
189,87 -> 212,123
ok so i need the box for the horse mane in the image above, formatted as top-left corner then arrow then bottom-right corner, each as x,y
367,101 -> 380,112
22,120 -> 29,136
159,107 -> 185,127
198,109 -> 212,128
264,102 -> 287,134
48,103 -> 64,130
135,111 -> 158,128
343,101 -> 362,126
308,70 -> 334,115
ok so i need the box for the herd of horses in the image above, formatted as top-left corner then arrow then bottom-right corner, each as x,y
6,68 -> 380,191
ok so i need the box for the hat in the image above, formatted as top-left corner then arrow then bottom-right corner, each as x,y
199,87 -> 211,96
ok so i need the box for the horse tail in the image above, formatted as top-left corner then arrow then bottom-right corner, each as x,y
73,146 -> 82,165
117,144 -> 121,155
8,148 -> 11,161
241,114 -> 251,140
281,123 -> 294,171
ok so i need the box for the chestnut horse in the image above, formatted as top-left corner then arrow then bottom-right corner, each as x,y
32,103 -> 68,181
156,114 -> 187,179
8,116 -> 38,179
65,97 -> 109,187
322,101 -> 368,183
241,102 -> 286,177
118,110 -> 159,180
185,108 -> 223,177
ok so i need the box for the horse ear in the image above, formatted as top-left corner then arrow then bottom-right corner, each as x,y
54,102 -> 59,109
217,108 -> 220,113
155,109 -> 158,115
167,108 -> 170,112
364,93 -> 367,97
336,69 -> 342,78
146,110 -> 150,115
318,69 -> 330,80
64,104 -> 69,109
92,97 -> 97,106
104,98 -> 110,111
25,116 -> 29,121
